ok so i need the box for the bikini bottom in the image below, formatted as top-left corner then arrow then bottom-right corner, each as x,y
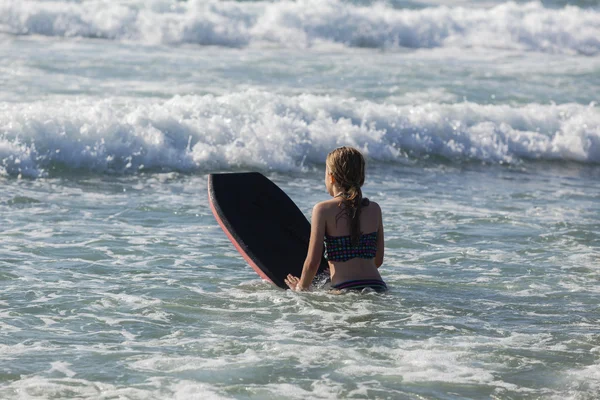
331,279 -> 388,293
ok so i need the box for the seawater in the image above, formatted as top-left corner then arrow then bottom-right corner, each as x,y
1,0 -> 599,399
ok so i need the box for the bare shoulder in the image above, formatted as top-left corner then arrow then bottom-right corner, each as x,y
313,198 -> 340,215
367,200 -> 381,210
363,200 -> 382,225
365,200 -> 382,214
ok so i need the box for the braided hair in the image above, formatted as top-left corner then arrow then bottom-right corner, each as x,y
326,147 -> 367,246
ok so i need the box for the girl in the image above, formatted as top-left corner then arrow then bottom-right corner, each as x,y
284,147 -> 386,292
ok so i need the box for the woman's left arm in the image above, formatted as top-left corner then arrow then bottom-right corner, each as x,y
285,203 -> 326,291
375,203 -> 385,268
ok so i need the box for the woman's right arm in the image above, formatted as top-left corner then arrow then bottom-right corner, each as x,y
296,202 -> 326,289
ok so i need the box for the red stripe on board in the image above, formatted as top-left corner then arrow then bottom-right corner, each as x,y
208,180 -> 275,285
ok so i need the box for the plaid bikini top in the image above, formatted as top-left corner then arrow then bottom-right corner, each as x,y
324,231 -> 378,262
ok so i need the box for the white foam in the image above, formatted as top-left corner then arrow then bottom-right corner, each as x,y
1,92 -> 598,177
565,362 -> 600,395
130,347 -> 266,373
0,341 -> 59,358
0,320 -> 22,333
0,1 -> 598,54
48,361 -> 76,378
0,375 -> 178,400
168,380 -> 233,400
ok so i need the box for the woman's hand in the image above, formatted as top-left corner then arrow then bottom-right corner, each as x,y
284,274 -> 306,291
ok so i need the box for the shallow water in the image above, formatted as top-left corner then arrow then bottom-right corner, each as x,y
2,163 -> 599,398
1,0 -> 599,398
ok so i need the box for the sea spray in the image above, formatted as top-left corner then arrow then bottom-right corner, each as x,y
1,1 -> 598,54
1,92 -> 598,177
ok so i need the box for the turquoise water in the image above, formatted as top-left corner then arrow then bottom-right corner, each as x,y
1,0 -> 600,398
2,164 -> 599,398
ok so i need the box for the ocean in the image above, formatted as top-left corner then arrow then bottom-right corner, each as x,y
1,0 -> 599,398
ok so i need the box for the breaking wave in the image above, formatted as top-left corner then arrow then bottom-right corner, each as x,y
0,0 -> 599,54
1,91 -> 598,177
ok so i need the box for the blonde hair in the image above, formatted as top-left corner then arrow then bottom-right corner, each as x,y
326,146 -> 366,246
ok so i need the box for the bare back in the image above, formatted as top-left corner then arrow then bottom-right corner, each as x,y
319,198 -> 384,285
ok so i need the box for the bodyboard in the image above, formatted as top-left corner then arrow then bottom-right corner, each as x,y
208,172 -> 328,289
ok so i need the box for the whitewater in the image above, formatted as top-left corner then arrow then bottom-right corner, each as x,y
1,0 -> 599,399
1,0 -> 599,54
1,94 -> 599,177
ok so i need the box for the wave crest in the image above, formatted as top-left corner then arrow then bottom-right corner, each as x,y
1,92 -> 598,177
0,1 -> 598,54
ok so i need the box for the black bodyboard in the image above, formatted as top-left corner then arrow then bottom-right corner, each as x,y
208,172 -> 327,289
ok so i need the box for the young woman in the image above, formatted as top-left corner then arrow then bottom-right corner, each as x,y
284,147 -> 386,292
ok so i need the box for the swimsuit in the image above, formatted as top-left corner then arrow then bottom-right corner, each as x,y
331,279 -> 388,293
324,231 -> 387,292
324,231 -> 378,262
